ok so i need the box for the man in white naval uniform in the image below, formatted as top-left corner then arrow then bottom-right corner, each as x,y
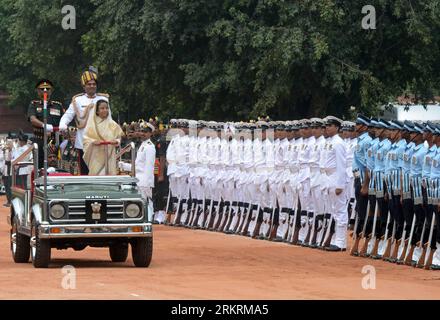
321,116 -> 348,251
241,122 -> 259,236
258,121 -> 275,239
208,123 -> 224,231
286,122 -> 302,243
194,122 -> 210,228
272,122 -> 291,241
306,118 -> 327,248
248,121 -> 267,238
119,122 -> 156,221
177,120 -> 191,226
341,121 -> 357,229
239,123 -> 256,235
230,124 -> 247,234
165,119 -> 181,223
185,120 -> 201,227
221,123 -> 236,233
296,120 -> 314,245
168,120 -> 190,225
202,123 -> 219,230
218,125 -> 235,232
59,67 -> 109,174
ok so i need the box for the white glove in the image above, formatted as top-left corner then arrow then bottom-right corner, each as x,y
59,123 -> 68,131
118,161 -> 127,171
45,124 -> 53,132
47,167 -> 56,173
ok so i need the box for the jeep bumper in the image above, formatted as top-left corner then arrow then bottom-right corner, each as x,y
38,223 -> 153,239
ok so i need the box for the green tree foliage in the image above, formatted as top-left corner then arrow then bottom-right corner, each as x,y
1,0 -> 439,120
0,0 -> 96,108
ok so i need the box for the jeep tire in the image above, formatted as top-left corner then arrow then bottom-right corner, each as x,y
11,216 -> 30,263
131,237 -> 153,267
31,219 -> 51,268
109,242 -> 129,262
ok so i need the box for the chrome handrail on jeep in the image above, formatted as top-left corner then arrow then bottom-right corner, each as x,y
96,141 -> 136,176
11,143 -> 39,187
116,142 -> 136,177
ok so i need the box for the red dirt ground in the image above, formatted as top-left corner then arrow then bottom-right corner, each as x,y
0,195 -> 439,299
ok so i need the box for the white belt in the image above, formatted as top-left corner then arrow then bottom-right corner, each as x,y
255,167 -> 272,174
325,168 -> 336,175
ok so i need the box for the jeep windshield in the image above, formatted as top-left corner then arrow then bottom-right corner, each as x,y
36,184 -> 136,192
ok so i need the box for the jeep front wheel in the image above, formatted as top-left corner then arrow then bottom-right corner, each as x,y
109,243 -> 128,262
30,220 -> 51,268
131,237 -> 153,267
11,216 -> 30,263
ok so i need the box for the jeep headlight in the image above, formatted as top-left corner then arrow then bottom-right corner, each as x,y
50,203 -> 65,219
125,203 -> 141,218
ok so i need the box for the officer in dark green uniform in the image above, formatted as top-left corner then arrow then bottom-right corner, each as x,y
27,79 -> 64,168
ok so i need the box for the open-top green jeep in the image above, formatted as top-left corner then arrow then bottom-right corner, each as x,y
8,142 -> 153,268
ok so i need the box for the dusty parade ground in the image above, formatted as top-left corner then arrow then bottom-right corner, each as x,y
0,196 -> 440,300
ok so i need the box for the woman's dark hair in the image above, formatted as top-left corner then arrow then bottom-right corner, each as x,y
95,99 -> 109,116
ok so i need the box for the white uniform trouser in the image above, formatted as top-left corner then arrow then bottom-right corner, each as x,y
346,176 -> 355,203
139,186 -> 153,222
311,184 -> 325,215
223,178 -> 234,204
177,174 -> 190,199
328,187 -> 348,249
298,179 -> 312,212
298,178 -> 312,241
204,173 -> 214,201
139,186 -> 152,199
432,243 -> 440,267
276,176 -> 290,238
286,172 -> 299,240
247,172 -> 261,233
259,176 -> 273,236
169,174 -> 178,198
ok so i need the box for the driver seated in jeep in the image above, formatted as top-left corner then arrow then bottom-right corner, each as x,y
40,142 -> 70,176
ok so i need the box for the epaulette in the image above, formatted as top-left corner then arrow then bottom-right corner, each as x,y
71,93 -> 84,101
97,93 -> 110,98
31,100 -> 42,105
51,100 -> 63,106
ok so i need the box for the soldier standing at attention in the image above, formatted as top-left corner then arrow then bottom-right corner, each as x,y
119,122 -> 156,220
321,116 -> 348,252
350,115 -> 372,256
27,79 -> 64,168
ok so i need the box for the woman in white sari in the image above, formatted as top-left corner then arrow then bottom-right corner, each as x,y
83,99 -> 123,175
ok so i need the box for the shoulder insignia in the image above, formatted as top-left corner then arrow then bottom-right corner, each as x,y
72,93 -> 84,100
31,100 -> 42,104
51,100 -> 63,106
97,93 -> 110,98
